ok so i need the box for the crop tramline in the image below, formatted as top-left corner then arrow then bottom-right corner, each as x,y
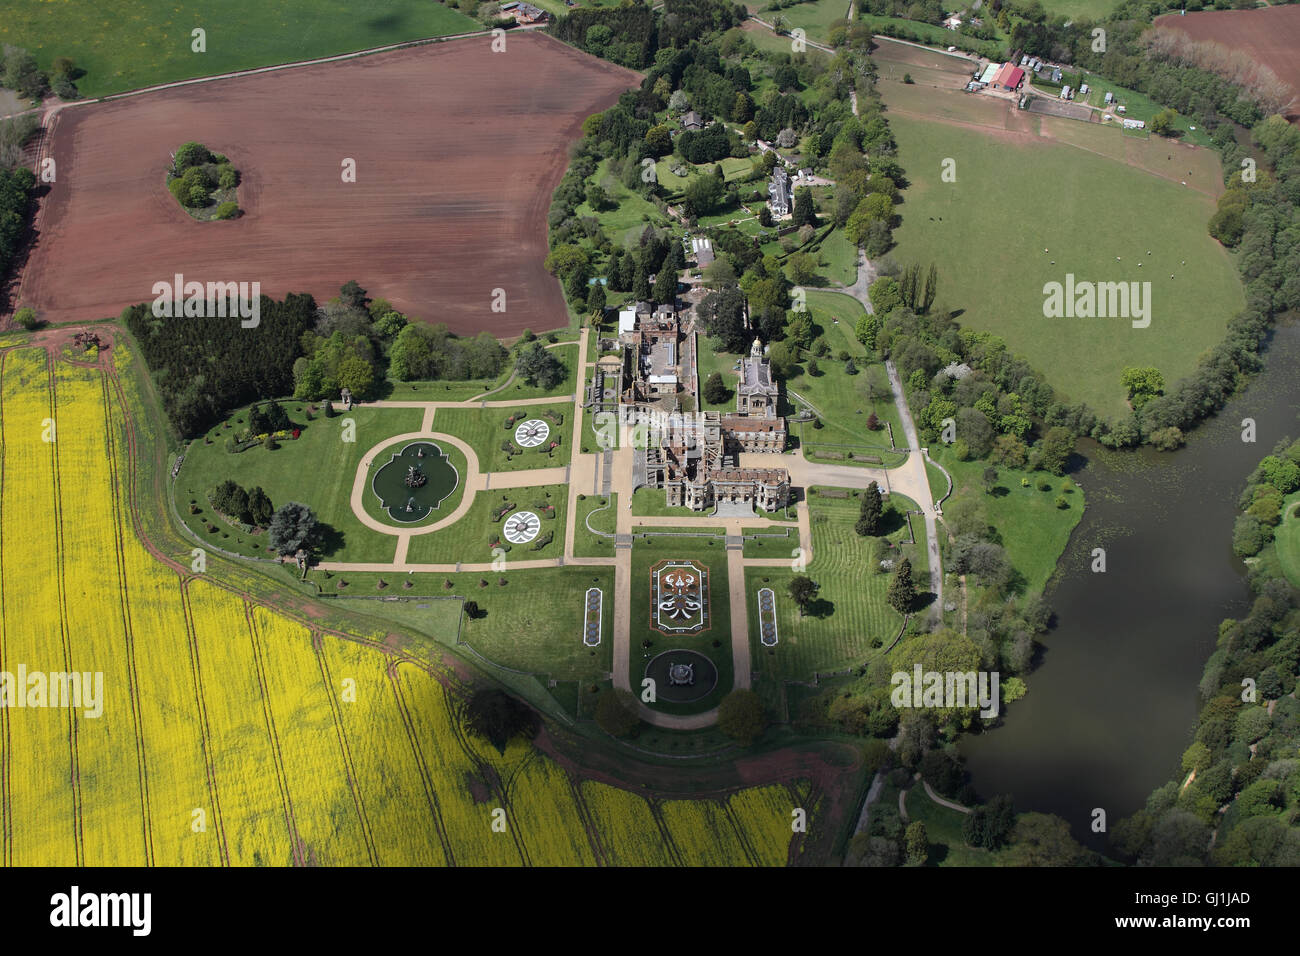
1,349 -> 78,865
318,639 -> 446,865
52,365 -> 149,865
248,607 -> 370,866
185,580 -> 295,866
392,664 -> 522,865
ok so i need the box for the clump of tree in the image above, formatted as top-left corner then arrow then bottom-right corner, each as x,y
388,323 -> 507,382
165,141 -> 241,218
462,688 -> 540,753
0,114 -> 41,172
210,479 -> 274,526
717,689 -> 765,745
0,165 -> 35,284
123,292 -> 317,438
701,370 -> 730,405
855,480 -> 883,537
594,688 -> 641,738
515,341 -> 565,389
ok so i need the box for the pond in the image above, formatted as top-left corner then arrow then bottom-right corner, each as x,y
371,441 -> 458,523
960,320 -> 1300,849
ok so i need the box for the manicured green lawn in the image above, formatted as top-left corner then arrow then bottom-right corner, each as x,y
7,0 -> 480,98
746,487 -> 916,696
573,493 -> 619,558
432,405 -> 572,474
498,343 -> 581,401
814,229 -> 861,287
888,113 -> 1242,417
929,445 -> 1084,596
404,482 -> 568,565
631,485 -> 704,518
741,524 -> 800,559
763,0 -> 852,42
178,403 -> 425,563
457,566 -> 615,682
1274,493 -> 1300,589
629,537 -> 734,717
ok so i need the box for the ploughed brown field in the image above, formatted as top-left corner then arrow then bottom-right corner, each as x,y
1154,5 -> 1300,122
19,34 -> 638,335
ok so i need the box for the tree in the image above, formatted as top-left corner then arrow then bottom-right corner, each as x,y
13,306 -> 37,330
787,252 -> 818,285
1150,108 -> 1178,137
595,688 -> 641,737
787,575 -> 819,616
247,486 -> 273,527
267,502 -> 319,555
644,123 -> 673,156
1121,366 -> 1164,410
173,141 -> 213,170
982,466 -> 999,494
717,689 -> 765,745
845,194 -> 894,245
792,186 -> 817,227
339,280 -> 368,310
868,276 -> 902,315
888,557 -> 916,614
856,481 -> 883,536
462,688 -> 539,753
758,206 -> 774,228
1034,426 -> 1074,476
921,263 -> 938,314
963,795 -> 1016,850
683,173 -> 725,215
336,354 -> 375,398
632,263 -> 651,302
701,371 -> 730,405
904,821 -> 928,865
515,341 -> 565,389
586,281 -> 606,317
652,264 -> 677,305
698,286 -> 748,353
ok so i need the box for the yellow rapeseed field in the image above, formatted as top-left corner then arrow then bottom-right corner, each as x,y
2,348 -> 78,866
0,345 -> 817,867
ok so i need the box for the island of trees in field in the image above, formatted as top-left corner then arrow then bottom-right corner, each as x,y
166,141 -> 241,221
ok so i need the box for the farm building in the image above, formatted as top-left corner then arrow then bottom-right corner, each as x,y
992,63 -> 1025,91
1122,118 -> 1146,130
943,14 -> 963,29
505,2 -> 549,23
977,62 -> 999,86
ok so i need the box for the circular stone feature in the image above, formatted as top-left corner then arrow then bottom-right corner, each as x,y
503,510 -> 541,544
514,419 -> 550,448
371,441 -> 458,524
644,649 -> 719,704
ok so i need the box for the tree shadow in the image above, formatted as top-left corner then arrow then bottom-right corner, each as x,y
316,522 -> 346,558
804,596 -> 835,619
988,485 -> 1010,498
880,506 -> 907,536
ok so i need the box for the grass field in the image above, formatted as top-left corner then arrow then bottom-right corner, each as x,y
1274,494 -> 1300,589
5,0 -> 480,99
886,110 -> 1243,417
573,493 -> 619,558
5,0 -> 483,98
179,404 -> 424,564
0,343 -> 820,866
930,445 -> 1084,595
404,482 -> 568,564
432,405 -> 573,474
745,487 -> 917,713
760,0 -> 852,43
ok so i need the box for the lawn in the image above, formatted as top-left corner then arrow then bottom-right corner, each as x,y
579,158 -> 673,248
1274,493 -> 1300,590
629,537 -> 734,717
745,487 -> 917,710
903,787 -> 1003,866
455,567 -> 616,683
177,403 -> 425,564
814,229 -> 861,286
500,343 -> 582,401
6,0 -> 480,98
761,0 -> 852,42
929,445 -> 1085,596
1075,75 -> 1213,147
887,111 -> 1243,417
432,405 -> 573,474
573,492 -> 619,558
404,483 -> 568,565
